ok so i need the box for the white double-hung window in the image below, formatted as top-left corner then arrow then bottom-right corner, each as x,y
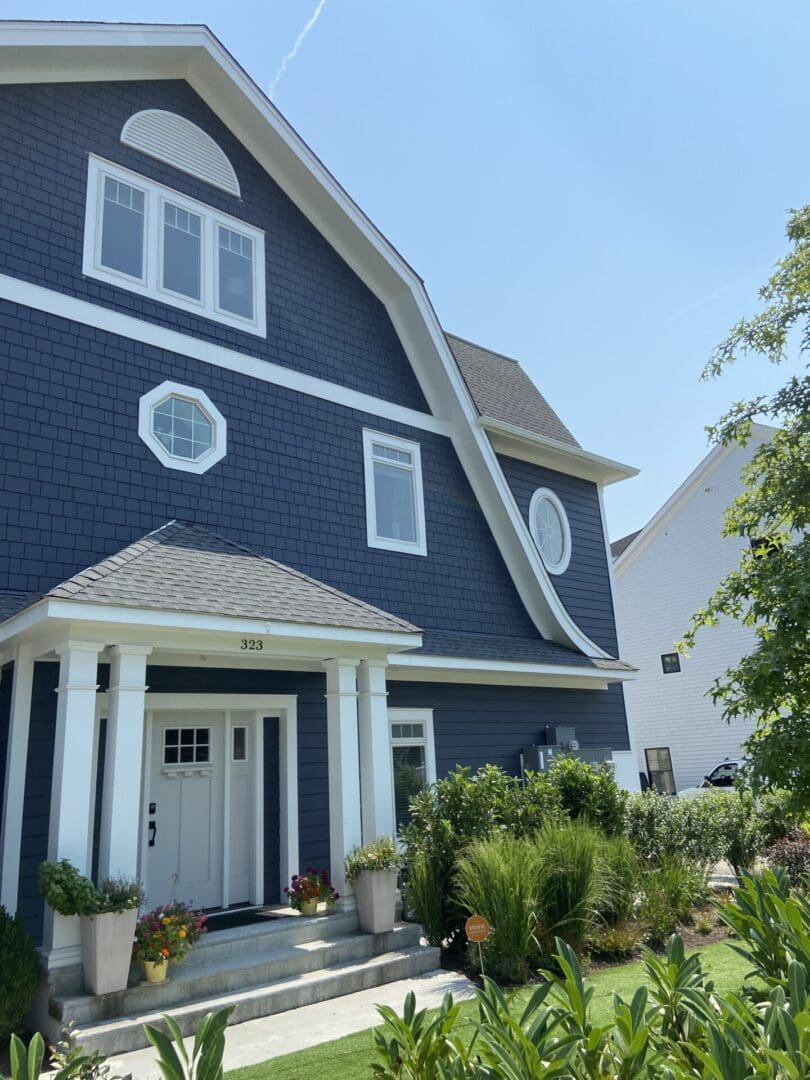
362,429 -> 427,555
83,156 -> 266,336
389,710 -> 436,833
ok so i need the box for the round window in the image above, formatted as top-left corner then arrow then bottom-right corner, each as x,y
529,488 -> 571,574
151,394 -> 213,462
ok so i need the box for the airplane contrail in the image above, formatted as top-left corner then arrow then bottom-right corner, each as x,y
269,0 -> 328,100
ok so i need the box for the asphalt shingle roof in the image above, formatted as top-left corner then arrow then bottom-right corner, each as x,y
416,629 -> 633,671
20,522 -> 419,634
610,530 -> 641,560
446,333 -> 580,448
0,591 -> 40,623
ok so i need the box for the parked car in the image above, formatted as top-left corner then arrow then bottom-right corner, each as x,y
677,760 -> 739,798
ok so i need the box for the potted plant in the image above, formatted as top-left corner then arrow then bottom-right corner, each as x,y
284,868 -> 339,915
132,901 -> 207,983
344,836 -> 401,934
38,860 -> 144,995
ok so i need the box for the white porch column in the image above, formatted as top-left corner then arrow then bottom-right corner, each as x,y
0,645 -> 34,913
98,645 -> 152,880
357,659 -> 395,842
48,642 -> 104,871
323,658 -> 362,899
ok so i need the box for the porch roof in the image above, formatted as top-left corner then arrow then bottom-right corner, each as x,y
0,522 -> 419,636
415,629 -> 634,671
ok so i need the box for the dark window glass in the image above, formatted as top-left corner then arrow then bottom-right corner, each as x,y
661,652 -> 681,674
645,747 -> 676,794
233,726 -> 247,761
181,729 -> 195,745
165,729 -> 179,746
164,746 -> 179,764
392,744 -> 427,832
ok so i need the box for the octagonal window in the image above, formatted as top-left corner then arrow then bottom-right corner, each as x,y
138,381 -> 226,474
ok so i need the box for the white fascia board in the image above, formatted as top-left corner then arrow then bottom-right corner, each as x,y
390,652 -> 633,681
614,423 -> 777,577
0,598 -> 421,652
481,417 -> 639,486
386,654 -> 629,690
0,22 -> 617,657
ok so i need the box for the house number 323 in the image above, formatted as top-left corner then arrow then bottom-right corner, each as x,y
240,639 -> 264,651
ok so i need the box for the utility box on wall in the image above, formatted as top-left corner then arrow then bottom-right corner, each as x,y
521,725 -> 614,775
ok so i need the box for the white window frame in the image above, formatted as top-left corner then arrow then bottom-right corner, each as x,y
528,487 -> 572,575
138,380 -> 227,474
362,429 -> 427,556
388,708 -> 437,834
83,155 -> 266,337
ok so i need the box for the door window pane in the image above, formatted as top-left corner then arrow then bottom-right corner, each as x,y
100,176 -> 145,279
373,460 -> 417,542
232,726 -> 247,762
163,202 -> 202,299
163,726 -> 210,766
218,226 -> 254,319
392,744 -> 427,832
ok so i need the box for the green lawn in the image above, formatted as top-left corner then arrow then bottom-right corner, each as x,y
227,940 -> 750,1080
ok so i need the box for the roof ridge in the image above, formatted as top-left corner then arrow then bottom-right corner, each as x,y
444,331 -> 522,366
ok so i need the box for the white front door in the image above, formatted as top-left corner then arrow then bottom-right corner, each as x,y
145,712 -> 225,910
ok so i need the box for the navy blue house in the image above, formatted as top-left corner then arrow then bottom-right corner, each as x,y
0,23 -> 639,974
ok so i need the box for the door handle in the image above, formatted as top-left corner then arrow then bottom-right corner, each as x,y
148,820 -> 157,848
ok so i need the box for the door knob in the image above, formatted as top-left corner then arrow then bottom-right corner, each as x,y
148,820 -> 157,847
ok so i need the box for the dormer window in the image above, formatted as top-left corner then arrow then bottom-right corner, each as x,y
83,156 -> 266,336
363,430 -> 427,556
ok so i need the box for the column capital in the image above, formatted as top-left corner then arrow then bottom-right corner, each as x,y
106,644 -> 154,659
54,640 -> 106,657
321,657 -> 360,672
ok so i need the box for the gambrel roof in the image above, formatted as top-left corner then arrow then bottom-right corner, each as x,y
0,21 -> 636,660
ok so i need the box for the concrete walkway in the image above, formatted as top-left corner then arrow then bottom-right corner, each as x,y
108,969 -> 475,1079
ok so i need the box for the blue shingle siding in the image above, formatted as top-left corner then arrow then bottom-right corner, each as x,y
388,681 -> 631,776
497,456 -> 619,654
0,301 -> 538,638
0,79 -> 429,414
18,662 -> 59,944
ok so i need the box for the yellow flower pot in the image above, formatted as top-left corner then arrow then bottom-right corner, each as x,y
299,899 -> 318,916
143,958 -> 169,983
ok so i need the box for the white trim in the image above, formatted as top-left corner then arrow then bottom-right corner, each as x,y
362,429 -> 427,557
121,109 -> 241,197
0,274 -> 447,436
0,597 -> 421,653
528,488 -> 572,576
0,646 -> 34,914
132,693 -> 296,910
138,380 -> 227,474
221,710 -> 232,909
83,155 -> 266,336
387,651 -> 631,689
387,707 -> 436,834
481,417 -> 638,486
613,424 -> 776,578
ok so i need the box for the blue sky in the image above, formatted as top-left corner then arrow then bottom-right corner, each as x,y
7,1 -> 808,538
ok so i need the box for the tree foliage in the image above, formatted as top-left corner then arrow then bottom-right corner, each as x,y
682,205 -> 810,808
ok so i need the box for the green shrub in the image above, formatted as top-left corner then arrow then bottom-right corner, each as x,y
757,787 -> 801,848
344,835 -> 400,884
0,909 -> 40,1041
596,833 -> 640,925
455,835 -> 541,982
546,755 -> 627,835
589,921 -> 640,960
401,764 -> 563,945
765,826 -> 810,886
639,856 -> 708,945
534,820 -> 606,957
626,791 -> 728,866
38,859 -> 102,916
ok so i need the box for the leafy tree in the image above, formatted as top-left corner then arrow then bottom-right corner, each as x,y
682,205 -> 810,808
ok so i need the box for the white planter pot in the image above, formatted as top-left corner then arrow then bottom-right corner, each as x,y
354,869 -> 397,934
80,910 -> 138,995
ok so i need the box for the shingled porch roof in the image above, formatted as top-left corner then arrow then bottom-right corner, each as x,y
0,522 -> 419,635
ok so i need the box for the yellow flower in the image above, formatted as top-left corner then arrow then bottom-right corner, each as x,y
162,917 -> 170,925
179,929 -> 187,938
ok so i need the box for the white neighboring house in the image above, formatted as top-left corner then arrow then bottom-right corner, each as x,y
612,425 -> 775,793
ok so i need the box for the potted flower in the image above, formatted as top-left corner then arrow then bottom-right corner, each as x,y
284,868 -> 339,916
344,836 -> 401,934
38,860 -> 144,995
132,902 -> 207,983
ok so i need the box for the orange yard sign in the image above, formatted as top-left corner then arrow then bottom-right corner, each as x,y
465,914 -> 490,943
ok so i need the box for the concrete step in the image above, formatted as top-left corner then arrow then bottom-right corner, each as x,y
70,942 -> 441,1056
181,909 -> 361,968
53,922 -> 423,1024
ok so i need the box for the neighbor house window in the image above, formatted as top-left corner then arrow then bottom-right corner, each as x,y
644,747 -> 676,794
83,155 -> 266,336
661,652 -> 681,674
363,430 -> 427,555
138,380 -> 227,474
389,710 -> 436,833
528,488 -> 572,575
